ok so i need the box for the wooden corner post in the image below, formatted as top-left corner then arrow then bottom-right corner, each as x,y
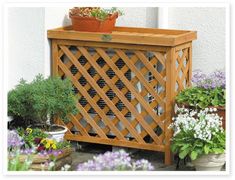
51,40 -> 59,77
188,43 -> 193,87
165,47 -> 175,165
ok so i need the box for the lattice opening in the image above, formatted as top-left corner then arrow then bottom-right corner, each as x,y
154,125 -> 163,137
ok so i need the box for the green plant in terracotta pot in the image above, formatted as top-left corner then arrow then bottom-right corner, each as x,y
8,74 -> 78,141
69,7 -> 123,32
175,70 -> 226,129
169,107 -> 226,171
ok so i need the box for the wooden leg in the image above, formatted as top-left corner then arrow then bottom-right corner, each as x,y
164,145 -> 172,165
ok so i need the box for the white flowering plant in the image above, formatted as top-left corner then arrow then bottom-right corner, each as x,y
169,107 -> 225,160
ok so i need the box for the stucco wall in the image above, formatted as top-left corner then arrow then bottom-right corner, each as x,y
167,7 -> 226,73
116,7 -> 158,28
7,7 -> 45,90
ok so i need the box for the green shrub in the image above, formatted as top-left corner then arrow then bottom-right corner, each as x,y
175,87 -> 225,109
8,74 -> 78,129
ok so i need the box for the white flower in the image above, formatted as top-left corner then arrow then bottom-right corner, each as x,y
61,164 -> 71,171
49,162 -> 55,168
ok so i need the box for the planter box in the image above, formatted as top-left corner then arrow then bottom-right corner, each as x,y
48,26 -> 197,165
30,155 -> 72,171
9,148 -> 74,171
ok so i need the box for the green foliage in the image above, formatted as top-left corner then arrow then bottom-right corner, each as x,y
8,74 -> 78,129
8,149 -> 32,171
56,140 -> 71,149
171,128 -> 225,160
175,87 -> 225,109
17,127 -> 48,148
91,7 -> 123,21
70,7 -> 123,21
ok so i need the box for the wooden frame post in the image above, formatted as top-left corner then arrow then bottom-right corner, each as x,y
51,40 -> 59,76
165,47 -> 175,165
188,42 -> 193,86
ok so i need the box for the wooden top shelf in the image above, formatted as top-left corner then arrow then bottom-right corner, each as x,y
47,26 -> 197,47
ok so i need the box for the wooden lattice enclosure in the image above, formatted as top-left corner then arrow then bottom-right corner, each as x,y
48,26 -> 197,165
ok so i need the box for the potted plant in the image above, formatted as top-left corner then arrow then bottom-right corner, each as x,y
8,74 -> 78,141
69,7 -> 123,32
169,107 -> 226,171
175,70 -> 226,129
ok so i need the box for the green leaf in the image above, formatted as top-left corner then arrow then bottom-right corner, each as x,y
190,151 -> 198,160
195,141 -> 203,147
180,144 -> 190,151
212,148 -> 224,154
204,145 -> 210,154
179,149 -> 189,159
171,144 -> 178,153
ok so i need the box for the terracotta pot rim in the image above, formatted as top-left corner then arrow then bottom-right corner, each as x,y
69,12 -> 118,21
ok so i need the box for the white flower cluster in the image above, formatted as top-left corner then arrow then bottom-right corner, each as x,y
169,107 -> 224,141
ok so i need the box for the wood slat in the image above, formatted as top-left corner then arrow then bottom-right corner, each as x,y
65,134 -> 165,152
48,26 -> 197,46
69,114 -> 90,137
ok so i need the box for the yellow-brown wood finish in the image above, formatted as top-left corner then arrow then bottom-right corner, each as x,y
48,26 -> 196,165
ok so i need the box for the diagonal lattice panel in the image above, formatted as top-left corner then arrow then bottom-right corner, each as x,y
57,42 -> 169,142
78,47 -> 163,144
51,40 -> 193,164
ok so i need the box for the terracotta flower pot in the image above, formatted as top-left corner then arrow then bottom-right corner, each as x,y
69,13 -> 118,33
